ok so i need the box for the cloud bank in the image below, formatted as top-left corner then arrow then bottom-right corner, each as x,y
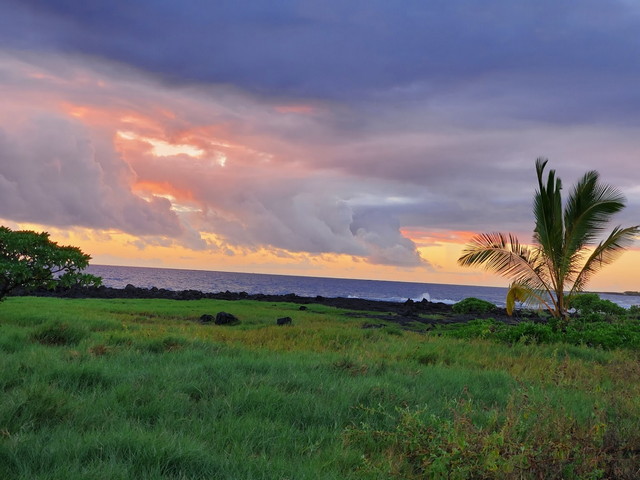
1,0 -> 639,274
0,53 -> 429,266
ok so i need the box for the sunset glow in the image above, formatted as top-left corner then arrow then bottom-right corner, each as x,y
117,132 -> 206,159
1,2 -> 640,292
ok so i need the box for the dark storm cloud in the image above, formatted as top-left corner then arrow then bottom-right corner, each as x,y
2,0 -> 640,108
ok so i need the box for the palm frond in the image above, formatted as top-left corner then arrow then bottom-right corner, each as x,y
533,158 -> 564,267
506,282 -> 553,316
563,169 -> 627,262
571,225 -> 640,294
458,232 -> 550,291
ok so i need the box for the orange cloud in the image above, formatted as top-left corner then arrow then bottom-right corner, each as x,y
401,228 -> 479,246
133,180 -> 196,204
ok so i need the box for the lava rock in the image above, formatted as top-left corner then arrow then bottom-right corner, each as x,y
176,289 -> 204,300
215,312 -> 240,325
277,316 -> 292,326
199,314 -> 215,323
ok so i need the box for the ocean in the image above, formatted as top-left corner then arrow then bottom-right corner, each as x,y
85,264 -> 640,309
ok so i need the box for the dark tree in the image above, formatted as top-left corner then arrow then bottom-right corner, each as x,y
0,226 -> 101,300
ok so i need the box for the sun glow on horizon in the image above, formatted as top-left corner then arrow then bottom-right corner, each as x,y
2,217 -> 639,292
116,131 -> 206,158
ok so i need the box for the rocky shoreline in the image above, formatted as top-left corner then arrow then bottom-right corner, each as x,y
13,284 -> 535,326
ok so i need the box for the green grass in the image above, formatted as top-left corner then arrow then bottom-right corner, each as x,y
0,297 -> 639,479
436,317 -> 640,350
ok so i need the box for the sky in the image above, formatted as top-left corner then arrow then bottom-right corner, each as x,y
1,0 -> 640,291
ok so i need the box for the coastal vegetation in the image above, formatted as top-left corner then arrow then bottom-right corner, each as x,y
0,226 -> 101,301
444,294 -> 640,350
0,296 -> 638,479
458,159 -> 639,319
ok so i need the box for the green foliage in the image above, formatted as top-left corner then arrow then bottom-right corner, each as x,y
627,305 -> 640,320
0,296 -> 638,478
497,321 -> 555,344
0,226 -> 102,300
458,159 -> 639,319
452,297 -> 496,314
143,336 -> 189,353
439,317 -> 640,350
569,293 -> 626,321
1,385 -> 72,433
345,391 -> 636,479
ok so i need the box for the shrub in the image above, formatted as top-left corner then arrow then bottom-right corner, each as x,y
452,297 -> 496,314
495,322 -> 555,345
628,305 -> 640,319
563,321 -> 640,350
570,293 -> 626,320
443,319 -> 504,340
437,317 -> 640,350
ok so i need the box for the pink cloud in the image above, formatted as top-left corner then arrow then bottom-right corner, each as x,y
3,49 -> 638,271
0,52 -> 428,267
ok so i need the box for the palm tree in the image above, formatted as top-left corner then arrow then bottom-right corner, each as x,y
458,158 -> 639,319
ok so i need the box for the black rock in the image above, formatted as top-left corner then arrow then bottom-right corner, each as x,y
215,312 -> 240,325
177,289 -> 204,300
299,306 -> 308,311
199,314 -> 215,323
277,316 -> 292,326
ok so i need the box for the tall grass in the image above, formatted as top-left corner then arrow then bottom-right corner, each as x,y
0,297 -> 638,479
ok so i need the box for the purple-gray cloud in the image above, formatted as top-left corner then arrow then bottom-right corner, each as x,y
0,112 -> 182,236
0,0 -> 639,270
2,0 -> 640,111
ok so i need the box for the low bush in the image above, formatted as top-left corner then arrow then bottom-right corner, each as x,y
439,318 -> 640,350
627,305 -> 640,318
564,322 -> 640,350
495,321 -> 555,345
452,297 -> 496,314
444,318 -> 503,340
570,293 -> 626,321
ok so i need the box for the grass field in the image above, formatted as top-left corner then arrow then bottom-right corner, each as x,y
0,297 -> 638,479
